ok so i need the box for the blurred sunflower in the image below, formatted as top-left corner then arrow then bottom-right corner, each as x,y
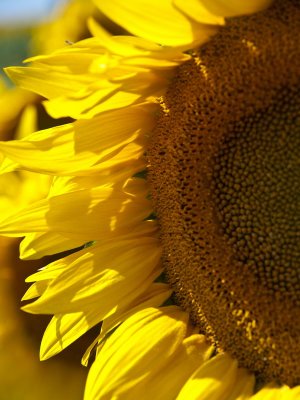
0,0 -> 300,399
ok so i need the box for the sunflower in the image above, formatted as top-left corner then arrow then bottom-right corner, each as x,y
0,0 -> 300,398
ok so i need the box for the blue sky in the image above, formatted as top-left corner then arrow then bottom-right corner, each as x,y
0,0 -> 68,27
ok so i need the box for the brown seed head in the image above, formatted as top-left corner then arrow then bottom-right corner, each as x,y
147,0 -> 300,386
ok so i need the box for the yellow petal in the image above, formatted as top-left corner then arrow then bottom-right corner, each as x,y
95,0 -> 218,47
43,74 -> 165,119
250,384 -> 300,400
20,217 -> 157,260
6,32 -> 187,119
196,0 -> 273,18
84,307 -> 188,399
0,104 -> 156,176
7,66 -> 128,119
5,66 -> 89,99
43,283 -> 170,362
129,334 -> 214,400
174,0 -> 225,25
22,280 -> 50,301
15,104 -> 37,139
25,258 -> 69,283
35,27 -> 190,67
19,232 -> 84,260
82,282 -> 171,366
40,311 -> 100,360
286,387 -> 300,400
0,157 -> 19,174
177,353 -> 244,400
226,367 -> 255,400
0,179 -> 151,240
98,282 -> 172,345
23,237 -> 162,315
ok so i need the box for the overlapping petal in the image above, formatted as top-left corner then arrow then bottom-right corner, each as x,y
19,234 -> 164,361
94,0 -> 220,47
177,353 -> 254,400
23,237 -> 162,315
0,104 -> 156,176
82,282 -> 172,365
0,177 -> 151,240
250,385 -> 300,400
84,307 -> 188,399
6,27 -> 189,119
126,334 -> 214,400
41,283 -> 170,361
19,232 -> 84,260
194,0 -> 273,17
95,0 -> 272,47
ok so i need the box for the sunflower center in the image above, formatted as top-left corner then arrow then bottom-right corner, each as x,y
147,0 -> 300,387
213,86 -> 300,302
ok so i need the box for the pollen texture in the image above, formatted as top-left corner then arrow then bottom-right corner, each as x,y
147,0 -> 300,386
